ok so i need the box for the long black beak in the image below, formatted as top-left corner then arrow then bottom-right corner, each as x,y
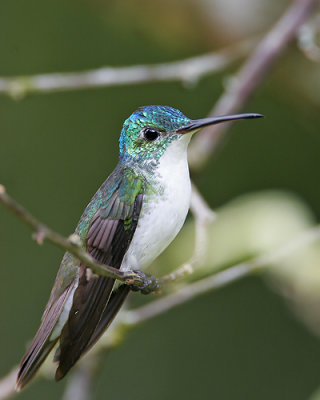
176,113 -> 264,133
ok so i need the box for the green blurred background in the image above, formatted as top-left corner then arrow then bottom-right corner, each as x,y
1,0 -> 320,399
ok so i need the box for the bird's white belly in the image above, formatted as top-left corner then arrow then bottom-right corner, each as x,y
121,135 -> 191,271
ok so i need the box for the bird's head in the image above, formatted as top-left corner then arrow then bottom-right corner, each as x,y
119,105 -> 263,166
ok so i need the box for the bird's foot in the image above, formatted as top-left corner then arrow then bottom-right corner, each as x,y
128,270 -> 160,294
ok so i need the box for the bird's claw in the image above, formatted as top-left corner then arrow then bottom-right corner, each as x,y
128,270 -> 160,294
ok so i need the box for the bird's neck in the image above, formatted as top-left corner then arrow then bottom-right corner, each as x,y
119,134 -> 192,188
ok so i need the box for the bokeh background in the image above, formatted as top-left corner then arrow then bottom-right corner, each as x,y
1,0 -> 320,399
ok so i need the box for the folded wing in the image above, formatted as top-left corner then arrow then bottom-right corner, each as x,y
55,167 -> 144,380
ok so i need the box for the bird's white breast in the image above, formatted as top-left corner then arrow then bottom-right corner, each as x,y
121,134 -> 192,271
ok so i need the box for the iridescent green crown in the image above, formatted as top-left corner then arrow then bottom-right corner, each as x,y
119,105 -> 190,163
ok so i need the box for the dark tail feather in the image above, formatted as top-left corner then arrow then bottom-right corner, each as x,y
54,284 -> 129,371
55,274 -> 116,381
16,338 -> 58,391
16,283 -> 75,391
86,284 -> 130,351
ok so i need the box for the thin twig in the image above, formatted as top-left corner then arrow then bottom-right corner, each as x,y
123,225 -> 320,325
123,264 -> 251,326
188,0 -> 317,170
0,39 -> 255,99
0,185 -> 152,290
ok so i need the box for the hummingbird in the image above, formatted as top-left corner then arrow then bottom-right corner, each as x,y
16,105 -> 262,390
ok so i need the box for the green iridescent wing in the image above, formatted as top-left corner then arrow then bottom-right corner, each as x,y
16,166 -> 145,388
55,166 -> 145,379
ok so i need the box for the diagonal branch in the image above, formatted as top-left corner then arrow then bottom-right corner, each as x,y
0,185 -> 153,290
122,224 -> 320,324
188,0 -> 317,169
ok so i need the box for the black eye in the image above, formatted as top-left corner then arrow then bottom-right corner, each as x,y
142,128 -> 160,141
